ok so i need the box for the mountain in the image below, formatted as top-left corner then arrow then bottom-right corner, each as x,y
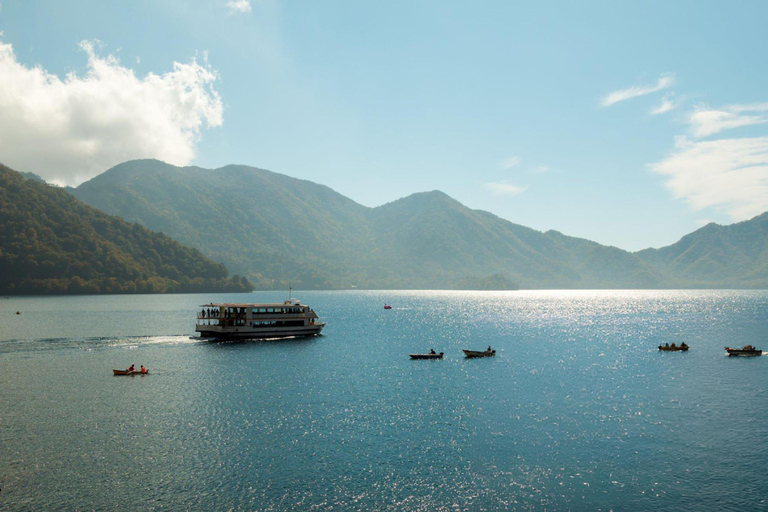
0,163 -> 252,294
636,213 -> 768,288
70,159 -> 682,290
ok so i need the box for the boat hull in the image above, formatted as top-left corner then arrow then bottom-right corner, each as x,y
658,346 -> 689,351
410,353 -> 444,359
726,350 -> 762,356
463,349 -> 496,358
196,323 -> 325,340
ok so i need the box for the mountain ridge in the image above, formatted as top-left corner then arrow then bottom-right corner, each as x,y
61,159 -> 768,289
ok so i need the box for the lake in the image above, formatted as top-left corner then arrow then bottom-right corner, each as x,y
1,290 -> 767,510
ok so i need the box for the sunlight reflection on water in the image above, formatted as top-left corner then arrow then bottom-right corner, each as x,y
1,290 -> 767,510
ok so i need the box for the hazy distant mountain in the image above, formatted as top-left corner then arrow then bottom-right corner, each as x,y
70,159 -> 690,290
637,213 -> 768,288
0,163 -> 252,294
72,159 -> 373,289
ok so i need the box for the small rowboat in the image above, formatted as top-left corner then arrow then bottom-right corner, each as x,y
409,352 -> 443,359
384,304 -> 392,310
113,369 -> 149,375
463,349 -> 496,358
658,343 -> 688,351
725,345 -> 762,357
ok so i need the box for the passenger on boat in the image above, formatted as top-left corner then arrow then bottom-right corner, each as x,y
665,343 -> 670,348
487,346 -> 492,352
127,364 -> 135,372
140,365 -> 147,374
430,349 -> 436,355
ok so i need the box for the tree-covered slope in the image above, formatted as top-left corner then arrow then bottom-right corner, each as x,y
73,159 -> 373,289
0,164 -> 252,294
636,213 -> 768,288
71,160 -> 687,289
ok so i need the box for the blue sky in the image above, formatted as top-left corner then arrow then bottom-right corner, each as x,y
1,1 -> 767,251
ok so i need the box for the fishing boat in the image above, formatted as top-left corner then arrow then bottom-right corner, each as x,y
658,343 -> 689,351
195,299 -> 325,340
113,369 -> 148,376
725,345 -> 763,356
410,351 -> 444,359
463,348 -> 496,358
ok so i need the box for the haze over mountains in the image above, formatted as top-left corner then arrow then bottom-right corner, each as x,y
68,159 -> 768,290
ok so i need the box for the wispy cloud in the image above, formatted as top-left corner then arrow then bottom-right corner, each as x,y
689,103 -> 768,137
650,92 -> 676,115
0,39 -> 223,186
650,136 -> 768,220
501,156 -> 521,169
601,73 -> 675,107
484,182 -> 527,196
225,0 -> 252,14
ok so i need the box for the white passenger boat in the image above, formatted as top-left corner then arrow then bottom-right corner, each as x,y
195,300 -> 325,340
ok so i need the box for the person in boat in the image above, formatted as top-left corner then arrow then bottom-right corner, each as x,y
487,345 -> 492,352
127,364 -> 135,372
664,343 -> 669,348
430,349 -> 436,355
140,365 -> 148,374
671,343 -> 676,348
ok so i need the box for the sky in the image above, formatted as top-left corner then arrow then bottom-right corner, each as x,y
1,1 -> 767,251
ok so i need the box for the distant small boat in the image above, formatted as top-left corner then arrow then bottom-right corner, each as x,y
725,345 -> 762,357
384,304 -> 392,310
463,348 -> 496,358
113,369 -> 149,375
658,343 -> 689,352
410,352 -> 443,359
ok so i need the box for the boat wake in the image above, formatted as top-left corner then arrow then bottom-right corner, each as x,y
0,334 -> 201,354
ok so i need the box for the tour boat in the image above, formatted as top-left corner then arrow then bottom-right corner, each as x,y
725,345 -> 762,356
195,300 -> 325,340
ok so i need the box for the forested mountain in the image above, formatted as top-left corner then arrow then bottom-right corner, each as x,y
0,164 -> 252,294
68,158 -> 768,290
636,213 -> 768,288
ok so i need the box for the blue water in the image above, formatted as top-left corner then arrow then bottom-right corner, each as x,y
1,290 -> 767,510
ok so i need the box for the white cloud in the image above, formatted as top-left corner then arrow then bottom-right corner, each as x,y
650,136 -> 768,219
0,39 -> 223,186
650,92 -> 676,115
501,156 -> 521,169
601,73 -> 675,107
484,182 -> 527,196
689,103 -> 768,138
226,0 -> 252,14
